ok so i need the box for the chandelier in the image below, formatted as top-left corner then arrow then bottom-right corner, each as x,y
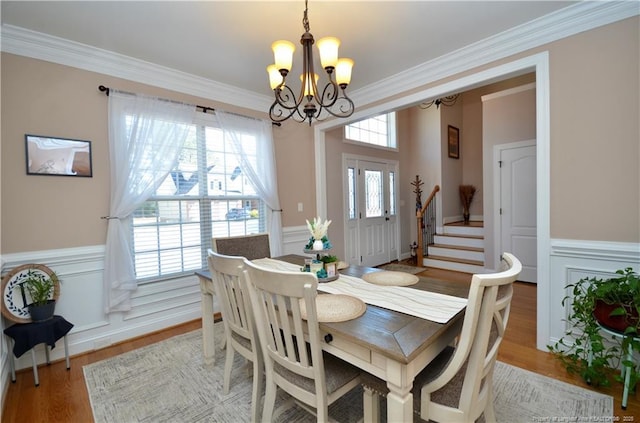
267,0 -> 355,125
419,94 -> 460,109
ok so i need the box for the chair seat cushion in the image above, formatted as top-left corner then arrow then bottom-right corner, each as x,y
275,351 -> 361,395
231,330 -> 253,351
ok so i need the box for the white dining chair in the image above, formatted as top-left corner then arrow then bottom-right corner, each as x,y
242,260 -> 362,422
207,250 -> 263,423
212,233 -> 271,261
361,252 -> 522,423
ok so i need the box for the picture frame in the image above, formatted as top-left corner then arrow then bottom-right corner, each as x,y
324,262 -> 337,277
25,134 -> 93,177
447,125 -> 460,159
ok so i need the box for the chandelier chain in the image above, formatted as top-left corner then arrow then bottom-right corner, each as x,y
303,0 -> 310,33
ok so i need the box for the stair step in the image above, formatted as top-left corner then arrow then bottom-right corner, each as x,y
442,225 -> 484,237
434,234 -> 484,249
431,244 -> 483,253
427,254 -> 484,267
423,256 -> 486,274
429,245 -> 484,262
437,233 -> 484,240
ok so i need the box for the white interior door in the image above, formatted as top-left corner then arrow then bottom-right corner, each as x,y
499,141 -> 537,283
343,157 -> 398,267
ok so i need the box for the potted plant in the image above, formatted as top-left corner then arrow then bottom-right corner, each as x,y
548,267 -> 640,389
19,269 -> 59,322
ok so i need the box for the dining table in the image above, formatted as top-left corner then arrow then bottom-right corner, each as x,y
196,254 -> 468,422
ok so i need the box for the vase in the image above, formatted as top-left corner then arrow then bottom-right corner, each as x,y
463,211 -> 470,225
28,300 -> 56,322
312,239 -> 324,251
593,300 -> 639,333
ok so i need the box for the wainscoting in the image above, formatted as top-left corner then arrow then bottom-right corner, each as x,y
548,239 -> 640,345
1,233 -> 637,404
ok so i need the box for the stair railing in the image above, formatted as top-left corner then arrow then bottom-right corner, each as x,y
416,185 -> 440,260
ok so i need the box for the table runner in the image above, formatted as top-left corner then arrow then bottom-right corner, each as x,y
252,258 -> 467,324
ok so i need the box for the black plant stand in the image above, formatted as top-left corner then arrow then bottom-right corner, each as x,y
3,315 -> 73,386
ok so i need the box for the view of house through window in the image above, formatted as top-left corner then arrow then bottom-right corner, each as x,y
132,119 -> 264,280
344,112 -> 397,148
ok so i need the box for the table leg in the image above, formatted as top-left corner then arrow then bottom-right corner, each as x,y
45,344 -> 51,364
8,339 -> 16,382
386,388 -> 413,422
386,361 -> 413,422
64,334 -> 71,370
30,349 -> 39,387
200,280 -> 216,366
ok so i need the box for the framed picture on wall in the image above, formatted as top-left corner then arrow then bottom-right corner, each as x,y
25,134 -> 93,177
448,125 -> 459,159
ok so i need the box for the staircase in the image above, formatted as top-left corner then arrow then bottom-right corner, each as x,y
423,221 -> 485,274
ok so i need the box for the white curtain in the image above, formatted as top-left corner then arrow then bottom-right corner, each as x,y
215,111 -> 283,256
104,91 -> 196,313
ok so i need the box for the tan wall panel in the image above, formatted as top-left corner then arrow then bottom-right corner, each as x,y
0,53 -> 311,253
548,18 -> 639,241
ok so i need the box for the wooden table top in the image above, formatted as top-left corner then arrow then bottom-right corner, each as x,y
198,254 -> 468,364
268,255 -> 468,364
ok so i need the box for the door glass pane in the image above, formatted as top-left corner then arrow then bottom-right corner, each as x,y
365,170 -> 383,217
348,167 -> 356,219
389,171 -> 396,215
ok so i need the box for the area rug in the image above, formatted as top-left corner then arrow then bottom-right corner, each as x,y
378,263 -> 425,274
84,325 -> 613,423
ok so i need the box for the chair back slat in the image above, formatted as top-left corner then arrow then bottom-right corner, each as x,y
207,251 -> 253,340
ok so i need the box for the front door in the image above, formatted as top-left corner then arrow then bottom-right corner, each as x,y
344,158 -> 398,267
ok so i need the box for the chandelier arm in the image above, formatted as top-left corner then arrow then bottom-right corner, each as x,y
315,80 -> 340,109
273,84 -> 302,111
270,85 -> 303,122
318,89 -> 355,119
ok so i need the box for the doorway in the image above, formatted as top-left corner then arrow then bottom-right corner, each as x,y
496,140 -> 537,283
343,156 -> 399,267
316,53 -> 551,350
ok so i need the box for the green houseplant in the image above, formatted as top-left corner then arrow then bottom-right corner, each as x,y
19,269 -> 59,322
548,267 -> 640,389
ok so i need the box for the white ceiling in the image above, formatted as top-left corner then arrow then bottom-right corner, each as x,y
1,1 -> 580,99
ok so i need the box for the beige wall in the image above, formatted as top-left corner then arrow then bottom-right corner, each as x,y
358,17 -> 639,243
461,73 -> 536,217
0,53 -> 315,253
2,17 -> 639,257
549,18 -> 639,241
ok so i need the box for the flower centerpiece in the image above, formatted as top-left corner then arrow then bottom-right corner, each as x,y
305,216 -> 332,251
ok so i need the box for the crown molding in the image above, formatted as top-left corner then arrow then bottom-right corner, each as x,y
1,1 -> 637,112
0,24 -> 273,113
351,1 -> 639,107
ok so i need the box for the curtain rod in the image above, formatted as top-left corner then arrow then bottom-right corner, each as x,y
98,85 -> 281,126
98,85 -> 215,113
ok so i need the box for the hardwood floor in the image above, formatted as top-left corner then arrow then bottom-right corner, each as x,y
2,268 -> 638,422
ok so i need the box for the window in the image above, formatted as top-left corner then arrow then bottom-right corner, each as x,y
347,167 -> 356,220
132,117 -> 265,280
344,112 -> 397,148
